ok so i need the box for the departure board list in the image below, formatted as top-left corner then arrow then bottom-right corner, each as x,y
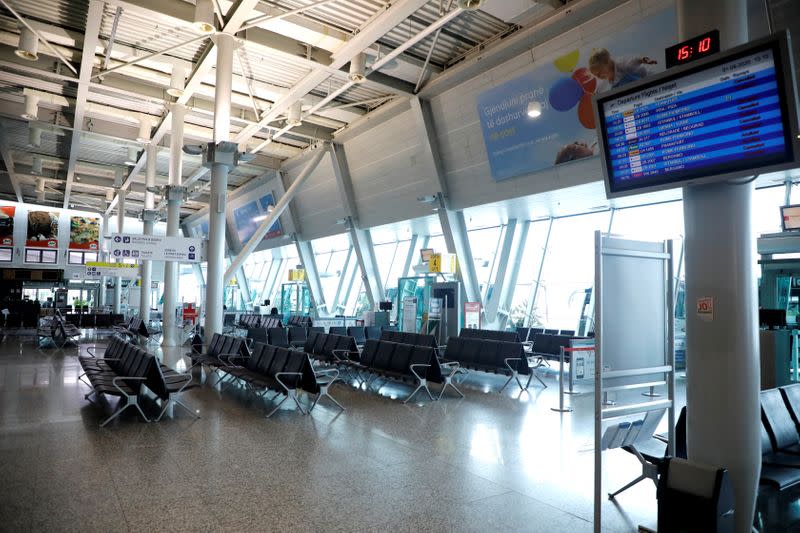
599,46 -> 793,195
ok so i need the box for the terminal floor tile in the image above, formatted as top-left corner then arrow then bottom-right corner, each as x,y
0,332 -> 794,532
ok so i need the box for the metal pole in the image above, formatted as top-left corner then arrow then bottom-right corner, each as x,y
224,146 -> 326,282
139,143 -> 156,323
162,102 -> 186,347
551,346 -> 572,412
204,32 -> 234,341
98,212 -> 109,309
594,231 -> 603,533
113,190 -> 125,314
784,177 -> 793,206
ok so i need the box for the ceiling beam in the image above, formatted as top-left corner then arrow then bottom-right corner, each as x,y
62,0 -> 105,209
0,122 -> 23,202
234,0 -> 431,146
111,0 -> 417,95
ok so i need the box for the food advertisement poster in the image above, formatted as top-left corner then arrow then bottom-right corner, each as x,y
26,210 -> 59,248
475,9 -> 676,181
0,205 -> 15,245
69,216 -> 100,250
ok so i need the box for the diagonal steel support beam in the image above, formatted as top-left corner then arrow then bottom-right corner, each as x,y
497,220 -> 530,330
409,96 -> 481,303
0,123 -> 23,202
484,219 -> 517,325
330,245 -> 353,315
224,145 -> 326,282
62,0 -> 104,209
402,234 -> 420,279
295,239 -> 326,317
328,142 -> 383,307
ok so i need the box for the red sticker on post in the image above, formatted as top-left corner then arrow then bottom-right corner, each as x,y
696,297 -> 714,322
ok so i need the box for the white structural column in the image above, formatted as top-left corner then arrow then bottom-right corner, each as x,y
162,102 -> 186,346
678,1 -> 759,531
525,217 -> 553,328
204,32 -> 235,339
483,219 -> 517,326
114,189 -> 125,314
331,246 -> 354,315
139,143 -> 157,322
328,143 -> 384,307
497,220 -> 530,330
409,97 -> 481,303
294,239 -> 326,317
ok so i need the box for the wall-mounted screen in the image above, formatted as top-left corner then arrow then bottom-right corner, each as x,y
595,32 -> 799,198
782,204 -> 800,231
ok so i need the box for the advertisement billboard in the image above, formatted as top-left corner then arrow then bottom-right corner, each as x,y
69,216 -> 100,250
475,9 -> 676,181
26,210 -> 59,248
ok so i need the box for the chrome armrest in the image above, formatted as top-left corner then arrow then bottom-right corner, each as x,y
171,372 -> 194,394
275,371 -> 302,392
439,361 -> 460,378
331,349 -> 354,363
111,375 -> 147,396
409,363 -> 431,381
504,357 -> 523,373
216,352 -> 245,367
315,367 -> 339,385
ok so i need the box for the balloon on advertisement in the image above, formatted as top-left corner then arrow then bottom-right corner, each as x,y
548,77 -> 584,111
553,49 -> 579,72
572,67 -> 598,94
578,93 -> 596,129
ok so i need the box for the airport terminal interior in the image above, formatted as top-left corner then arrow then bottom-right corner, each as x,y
1,0 -> 800,531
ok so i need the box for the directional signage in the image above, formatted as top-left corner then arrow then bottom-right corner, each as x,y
84,261 -> 140,279
109,234 -> 204,263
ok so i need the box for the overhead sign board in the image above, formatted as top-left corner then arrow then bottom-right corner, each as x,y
288,268 -> 306,281
84,261 -> 139,279
109,234 -> 204,262
429,253 -> 457,274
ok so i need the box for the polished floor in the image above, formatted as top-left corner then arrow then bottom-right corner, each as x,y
0,331 -> 794,532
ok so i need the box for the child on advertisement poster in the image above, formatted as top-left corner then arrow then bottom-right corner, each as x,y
588,48 -> 658,90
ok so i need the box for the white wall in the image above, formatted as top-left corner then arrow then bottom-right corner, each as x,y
283,150 -> 347,241
344,104 -> 441,228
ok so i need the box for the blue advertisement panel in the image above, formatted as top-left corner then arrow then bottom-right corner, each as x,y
476,9 -> 677,181
233,191 -> 282,245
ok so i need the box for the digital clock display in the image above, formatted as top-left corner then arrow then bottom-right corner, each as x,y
665,30 -> 720,68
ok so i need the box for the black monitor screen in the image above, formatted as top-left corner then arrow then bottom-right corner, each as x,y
759,308 -> 786,329
595,33 -> 799,198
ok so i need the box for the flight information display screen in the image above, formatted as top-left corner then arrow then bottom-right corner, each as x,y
596,35 -> 798,197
